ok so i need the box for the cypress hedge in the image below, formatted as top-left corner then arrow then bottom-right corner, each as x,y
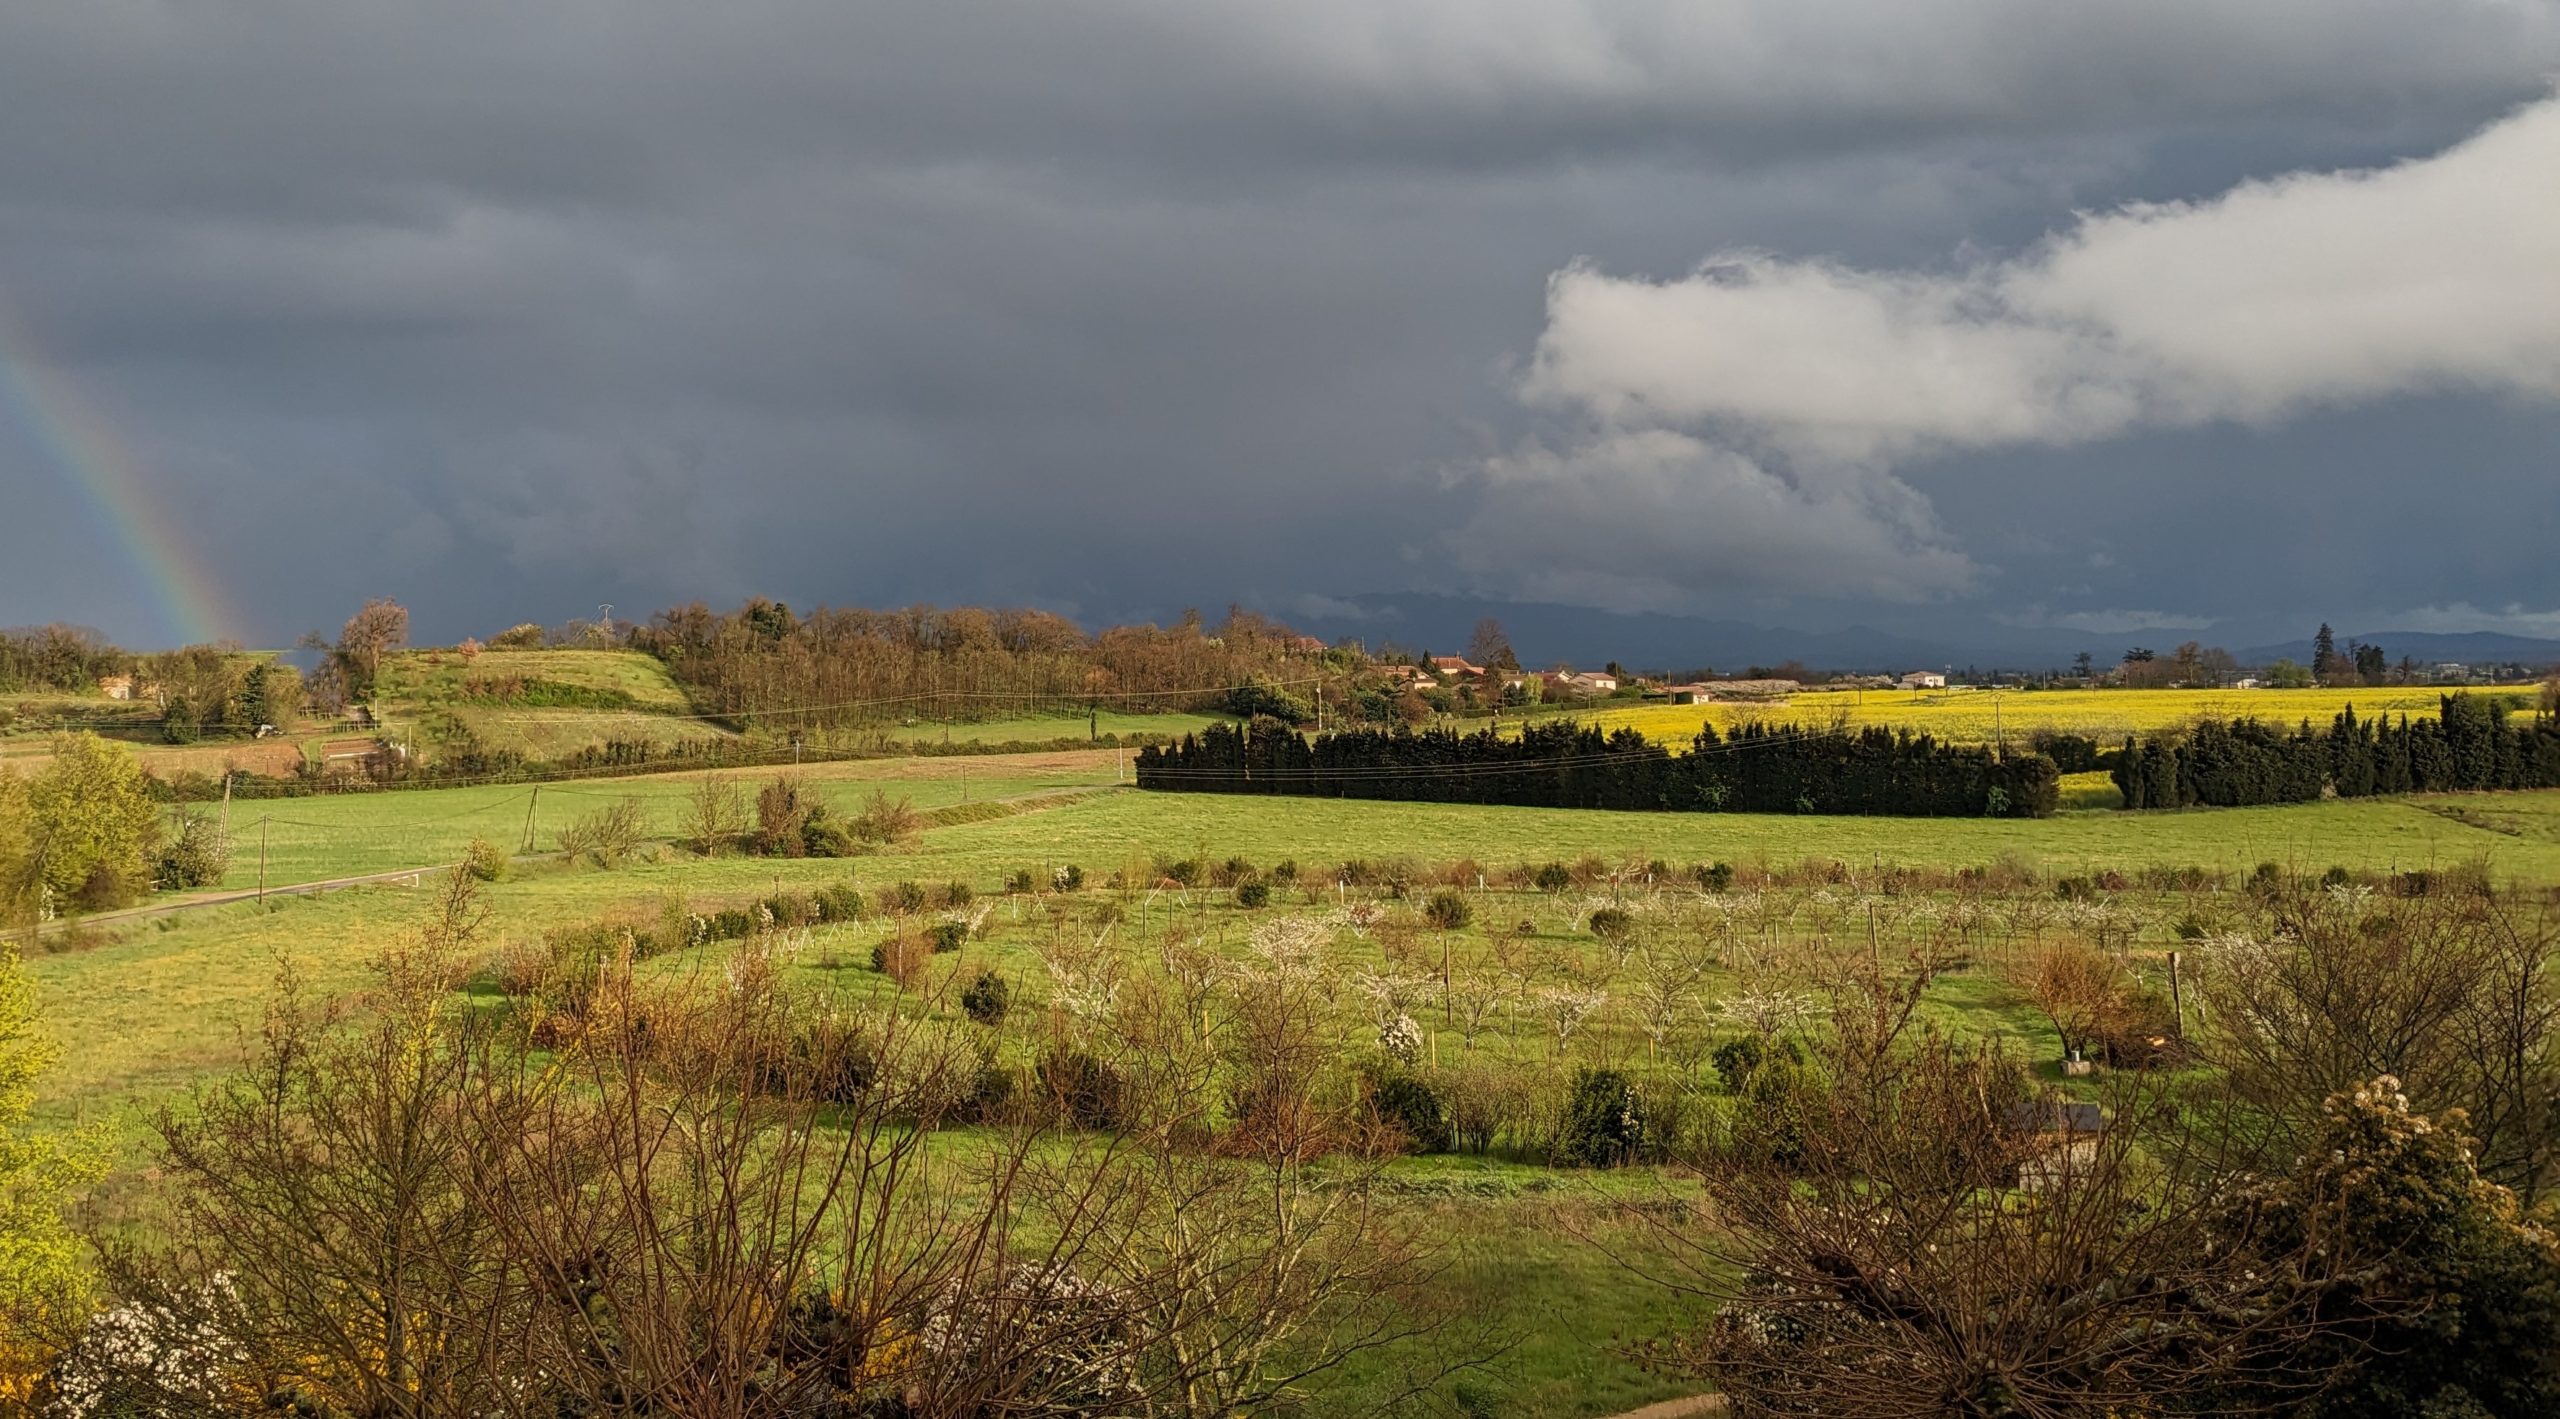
1136,718 -> 2057,818
2112,693 -> 2560,809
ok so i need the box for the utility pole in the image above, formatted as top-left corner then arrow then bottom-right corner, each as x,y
1993,690 -> 2005,760
522,786 -> 542,854
258,816 -> 268,906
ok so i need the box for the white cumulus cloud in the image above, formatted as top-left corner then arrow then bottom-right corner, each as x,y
1521,92 -> 2560,465
1463,92 -> 2560,609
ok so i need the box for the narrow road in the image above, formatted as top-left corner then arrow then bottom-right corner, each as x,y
38,861 -> 457,935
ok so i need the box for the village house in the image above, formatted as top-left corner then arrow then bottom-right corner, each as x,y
1898,671 -> 1949,690
1560,670 -> 1619,693
96,675 -> 135,700
1428,654 -> 1483,678
1662,683 -> 1712,705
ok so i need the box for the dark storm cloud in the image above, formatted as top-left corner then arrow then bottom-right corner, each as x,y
2,1 -> 2556,647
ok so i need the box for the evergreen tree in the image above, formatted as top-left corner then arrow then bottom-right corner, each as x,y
2313,623 -> 2339,681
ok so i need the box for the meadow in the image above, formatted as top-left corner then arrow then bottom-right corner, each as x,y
23,811 -> 2161,1415
31,684 -> 2560,1416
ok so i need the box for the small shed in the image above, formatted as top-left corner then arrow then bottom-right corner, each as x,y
2006,1100 -> 2106,1192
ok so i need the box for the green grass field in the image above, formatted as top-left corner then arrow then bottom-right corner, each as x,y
205,749 -> 1131,889
36,745 -> 2560,1417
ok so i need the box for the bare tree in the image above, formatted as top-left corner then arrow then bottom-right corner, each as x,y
2023,939 -> 2129,1064
1641,1036 -> 2391,1418
2198,885 -> 2560,1201
681,775 -> 748,855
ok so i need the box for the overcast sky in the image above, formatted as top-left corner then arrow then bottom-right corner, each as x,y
2,2 -> 2556,651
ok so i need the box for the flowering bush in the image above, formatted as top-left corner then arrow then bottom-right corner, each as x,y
45,1276 -> 247,1419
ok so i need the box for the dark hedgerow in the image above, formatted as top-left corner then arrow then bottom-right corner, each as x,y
2112,694 -> 2560,810
1235,881 -> 1271,909
1137,717 -> 2060,818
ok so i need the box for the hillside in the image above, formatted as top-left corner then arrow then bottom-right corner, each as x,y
369,648 -> 740,762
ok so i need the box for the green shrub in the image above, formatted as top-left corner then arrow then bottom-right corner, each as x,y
154,808 -> 231,890
462,836 -> 509,882
849,788 -> 922,845
961,1061 -> 1018,1123
814,882 -> 865,923
941,880 -> 973,909
558,796 -> 648,868
1695,861 -> 1735,892
1534,861 -> 1573,893
1006,868 -> 1038,894
1160,858 -> 1201,887
1365,1069 -> 1448,1153
709,906 -> 756,940
926,920 -> 968,953
882,880 -> 927,915
1052,863 -> 1084,891
961,970 -> 1010,1026
801,816 -> 858,858
1587,906 -> 1634,943
2321,864 -> 2353,888
792,1022 -> 878,1105
1037,1048 -> 1128,1131
1271,859 -> 1299,884
1424,889 -> 1473,931
1712,1036 -> 1766,1093
1555,1068 -> 1645,1168
1235,881 -> 1271,909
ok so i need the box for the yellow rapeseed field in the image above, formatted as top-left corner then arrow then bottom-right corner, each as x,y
1526,684 -> 2531,748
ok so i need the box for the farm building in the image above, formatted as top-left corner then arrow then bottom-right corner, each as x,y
1663,684 -> 1711,705
1898,671 -> 1949,690
96,675 -> 135,700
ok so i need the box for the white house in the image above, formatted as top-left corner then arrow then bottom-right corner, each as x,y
1898,671 -> 1948,690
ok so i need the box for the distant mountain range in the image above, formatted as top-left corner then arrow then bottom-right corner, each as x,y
2239,631 -> 2560,669
1282,593 -> 2560,675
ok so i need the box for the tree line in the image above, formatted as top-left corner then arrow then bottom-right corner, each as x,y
2113,692 -> 2560,808
1138,719 -> 2060,817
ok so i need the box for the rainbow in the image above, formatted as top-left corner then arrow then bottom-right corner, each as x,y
0,293 -> 236,645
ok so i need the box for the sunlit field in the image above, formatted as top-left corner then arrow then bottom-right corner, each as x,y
1522,684 -> 2530,748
